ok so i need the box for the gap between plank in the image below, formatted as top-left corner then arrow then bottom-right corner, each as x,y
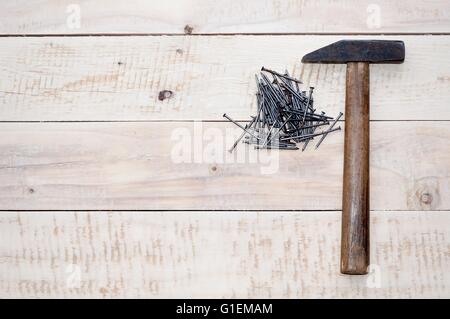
0,32 -> 450,37
0,209 -> 447,212
0,120 -> 448,124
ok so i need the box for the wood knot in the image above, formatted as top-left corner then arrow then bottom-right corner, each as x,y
420,193 -> 433,205
117,61 -> 124,65
184,24 -> 194,34
407,177 -> 440,210
176,48 -> 184,55
158,90 -> 174,101
28,188 -> 35,194
210,166 -> 217,172
99,287 -> 108,295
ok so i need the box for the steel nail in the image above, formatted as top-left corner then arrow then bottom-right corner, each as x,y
315,112 -> 344,149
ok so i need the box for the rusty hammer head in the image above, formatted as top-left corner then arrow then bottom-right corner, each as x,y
302,40 -> 405,64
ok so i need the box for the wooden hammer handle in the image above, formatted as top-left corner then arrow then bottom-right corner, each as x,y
341,62 -> 370,275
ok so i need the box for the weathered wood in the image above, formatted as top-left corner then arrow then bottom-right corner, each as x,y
0,211 -> 448,298
341,62 -> 370,274
1,0 -> 449,34
0,0 -> 448,300
0,121 -> 449,211
0,36 -> 449,121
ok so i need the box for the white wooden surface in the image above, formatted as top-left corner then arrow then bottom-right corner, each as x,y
0,36 -> 449,121
0,211 -> 448,298
0,122 -> 449,211
0,0 -> 449,299
1,0 -> 450,34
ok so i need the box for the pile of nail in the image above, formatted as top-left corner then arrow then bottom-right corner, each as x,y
224,67 -> 343,152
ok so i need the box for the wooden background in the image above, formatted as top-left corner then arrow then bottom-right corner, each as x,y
0,0 -> 449,298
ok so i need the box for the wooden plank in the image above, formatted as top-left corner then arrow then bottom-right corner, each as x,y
1,0 -> 449,34
0,211 -> 448,298
1,36 -> 449,121
0,121 -> 449,211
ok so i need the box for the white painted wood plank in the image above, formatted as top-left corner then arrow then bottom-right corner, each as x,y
0,211 -> 448,298
0,36 -> 449,121
1,0 -> 449,34
0,121 -> 449,211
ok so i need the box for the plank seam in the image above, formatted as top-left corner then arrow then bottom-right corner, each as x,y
0,209 -> 447,212
0,33 -> 450,37
0,120 -> 449,124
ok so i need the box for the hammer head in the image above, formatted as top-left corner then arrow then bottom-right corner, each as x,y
302,40 -> 405,64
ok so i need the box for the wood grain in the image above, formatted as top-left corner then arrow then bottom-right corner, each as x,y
0,211 -> 448,298
0,121 -> 449,211
1,1 -> 449,299
341,62 -> 370,274
1,36 -> 449,121
1,0 -> 449,34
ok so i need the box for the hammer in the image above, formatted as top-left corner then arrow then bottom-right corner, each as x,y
302,40 -> 405,275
